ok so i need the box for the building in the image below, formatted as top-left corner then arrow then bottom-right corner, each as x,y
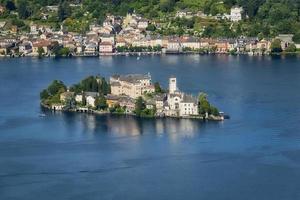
276,34 -> 294,50
32,40 -> 52,55
19,41 -> 32,55
169,76 -> 178,94
60,92 -> 75,103
180,36 -> 200,50
100,34 -> 115,44
84,42 -> 98,56
215,40 -> 230,53
99,42 -> 113,53
115,37 -> 127,47
110,73 -> 155,99
179,94 -> 198,117
165,77 -> 198,117
85,92 -> 99,107
166,38 -> 182,53
106,94 -> 120,108
230,7 -> 243,22
137,19 -> 149,29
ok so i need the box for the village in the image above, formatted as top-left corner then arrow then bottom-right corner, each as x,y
40,73 -> 225,120
0,6 -> 299,57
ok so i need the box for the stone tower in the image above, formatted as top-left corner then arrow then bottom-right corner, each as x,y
169,77 -> 177,94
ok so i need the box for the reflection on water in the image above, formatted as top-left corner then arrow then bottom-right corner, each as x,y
58,111 -> 210,139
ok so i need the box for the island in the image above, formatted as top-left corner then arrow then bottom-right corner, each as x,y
40,73 -> 226,121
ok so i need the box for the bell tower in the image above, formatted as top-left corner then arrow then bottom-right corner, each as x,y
169,77 -> 177,94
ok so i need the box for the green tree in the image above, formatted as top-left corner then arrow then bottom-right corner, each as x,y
58,0 -> 71,22
146,24 -> 156,31
17,0 -> 30,19
82,93 -> 87,106
6,0 -> 16,11
293,32 -> 300,43
198,93 -> 220,116
95,95 -> 107,110
47,80 -> 66,96
134,96 -> 146,116
37,47 -> 45,57
51,42 -> 63,57
40,89 -> 49,100
285,43 -> 297,52
59,47 -> 70,56
198,93 -> 211,115
270,39 -> 282,53
159,0 -> 175,12
154,82 -> 163,93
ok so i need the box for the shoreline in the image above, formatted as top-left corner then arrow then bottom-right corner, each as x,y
40,102 -> 225,121
3,51 -> 300,58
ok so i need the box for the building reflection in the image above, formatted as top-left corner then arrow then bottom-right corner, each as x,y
60,112 -> 204,139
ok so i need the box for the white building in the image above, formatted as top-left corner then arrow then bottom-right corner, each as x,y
179,95 -> 198,117
165,77 -> 198,117
85,92 -> 99,107
230,7 -> 243,22
99,42 -> 113,53
137,19 -> 149,29
75,94 -> 83,103
169,76 -> 178,94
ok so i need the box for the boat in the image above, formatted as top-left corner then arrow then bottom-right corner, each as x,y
219,112 -> 230,119
38,113 -> 46,117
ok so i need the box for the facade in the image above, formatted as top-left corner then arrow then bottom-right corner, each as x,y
179,94 -> 198,116
230,7 -> 243,22
110,73 -> 155,99
180,37 -> 200,49
276,34 -> 294,50
99,42 -> 113,53
167,38 -> 181,53
85,92 -> 99,107
165,77 -> 198,117
84,42 -> 98,56
137,19 -> 149,29
32,40 -> 51,55
19,42 -> 32,55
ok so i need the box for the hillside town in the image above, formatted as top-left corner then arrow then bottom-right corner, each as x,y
1,9 -> 299,57
40,73 -> 224,120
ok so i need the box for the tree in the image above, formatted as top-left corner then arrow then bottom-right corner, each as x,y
82,93 -> 87,106
95,95 -> 107,110
37,47 -> 45,57
285,44 -> 297,52
134,97 -> 146,116
59,47 -> 70,56
270,39 -> 282,53
58,1 -> 71,22
40,89 -> 49,100
51,42 -> 63,57
17,0 -> 30,19
293,32 -> 300,43
198,93 -> 211,115
6,0 -> 16,11
198,93 -> 219,116
47,80 -> 66,96
146,24 -> 156,31
159,0 -> 175,12
154,82 -> 163,93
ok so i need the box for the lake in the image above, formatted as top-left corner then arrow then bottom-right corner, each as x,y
1,55 -> 300,199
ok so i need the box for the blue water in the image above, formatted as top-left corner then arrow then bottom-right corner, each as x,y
1,55 -> 300,199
